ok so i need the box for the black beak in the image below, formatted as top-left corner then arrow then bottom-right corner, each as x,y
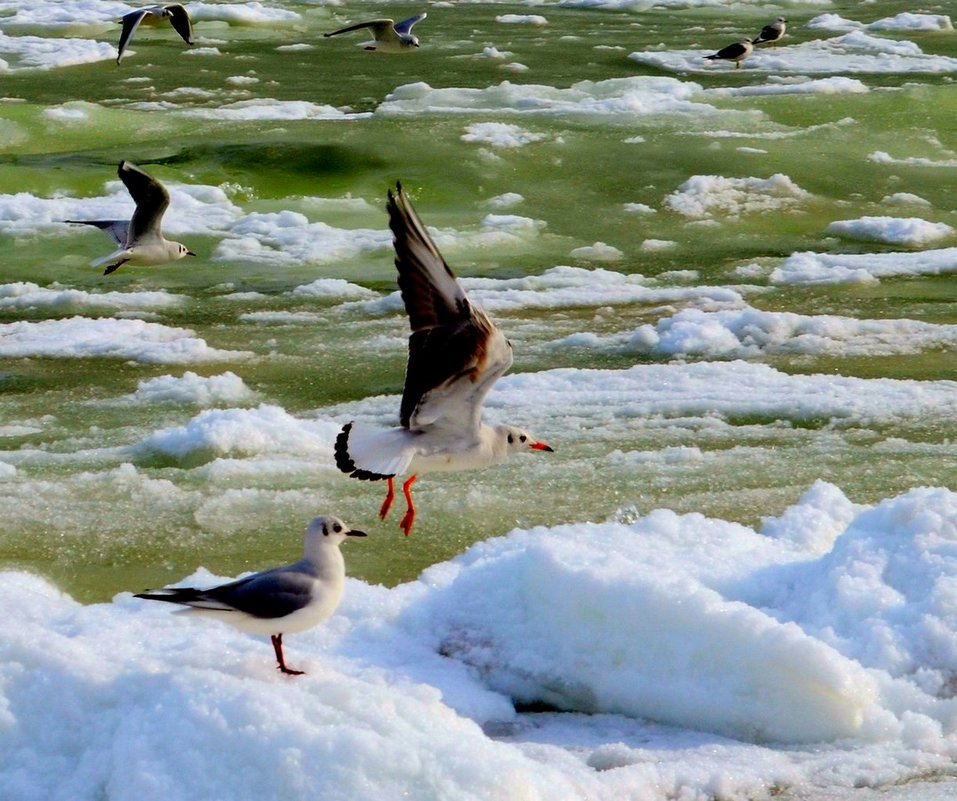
347,529 -> 368,538
186,251 -> 196,256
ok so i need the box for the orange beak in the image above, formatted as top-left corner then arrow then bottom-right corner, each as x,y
530,442 -> 554,452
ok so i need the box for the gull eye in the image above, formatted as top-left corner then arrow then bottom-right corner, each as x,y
507,434 -> 514,444
520,435 -> 527,443
333,523 -> 342,533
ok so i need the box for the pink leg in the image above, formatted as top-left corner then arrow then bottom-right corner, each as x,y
398,475 -> 418,537
379,476 -> 395,520
271,633 -> 304,676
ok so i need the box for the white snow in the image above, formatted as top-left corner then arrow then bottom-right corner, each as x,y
0,317 -> 252,364
664,174 -> 811,219
826,217 -> 954,247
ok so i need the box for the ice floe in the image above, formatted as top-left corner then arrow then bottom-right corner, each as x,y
461,122 -> 548,148
663,174 -> 811,220
0,31 -> 115,71
0,317 -> 252,364
771,248 -> 957,286
0,282 -> 185,313
125,371 -> 257,406
808,13 -> 954,33
826,217 -> 955,247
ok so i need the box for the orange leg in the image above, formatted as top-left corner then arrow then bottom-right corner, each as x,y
398,475 -> 418,537
271,633 -> 304,676
379,476 -> 395,520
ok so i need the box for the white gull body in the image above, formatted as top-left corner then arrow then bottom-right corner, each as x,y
135,515 -> 366,675
752,17 -> 787,46
66,160 -> 195,275
323,13 -> 427,53
335,182 -> 553,536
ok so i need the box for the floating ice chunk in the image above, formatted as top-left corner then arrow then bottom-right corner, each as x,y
187,3 -> 301,24
0,282 -> 185,313
291,279 -> 377,300
881,193 -> 932,207
640,239 -> 676,252
128,372 -> 257,406
483,192 -> 524,209
826,216 -> 954,247
461,122 -> 547,148
664,174 -> 811,219
495,14 -> 548,25
0,317 -> 250,364
0,31 -> 115,71
869,151 -> 957,168
771,248 -> 957,285
569,242 -> 624,261
180,99 -> 359,121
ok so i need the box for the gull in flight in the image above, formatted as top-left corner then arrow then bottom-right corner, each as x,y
116,4 -> 194,64
752,17 -> 787,47
135,516 -> 367,676
66,161 -> 195,275
323,13 -> 427,52
704,38 -> 754,69
335,183 -> 553,537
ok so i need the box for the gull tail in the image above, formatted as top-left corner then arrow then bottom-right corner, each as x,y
135,587 -> 235,611
335,422 -> 415,481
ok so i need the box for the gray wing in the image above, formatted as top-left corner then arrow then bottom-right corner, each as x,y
164,4 -> 194,45
136,569 -> 314,620
712,41 -> 748,59
387,182 -> 513,432
118,160 -> 170,241
324,19 -> 395,39
65,219 -> 131,247
117,9 -> 147,63
394,13 -> 426,35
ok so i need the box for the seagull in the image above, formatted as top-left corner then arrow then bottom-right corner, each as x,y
335,183 -> 554,537
134,515 -> 367,676
323,13 -> 427,53
116,4 -> 193,64
66,161 -> 195,276
704,38 -> 754,69
752,17 -> 787,47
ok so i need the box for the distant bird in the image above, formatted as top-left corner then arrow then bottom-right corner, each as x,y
704,38 -> 754,69
116,4 -> 193,64
752,17 -> 787,47
323,13 -> 427,52
335,183 -> 554,537
66,161 -> 195,275
135,516 -> 367,676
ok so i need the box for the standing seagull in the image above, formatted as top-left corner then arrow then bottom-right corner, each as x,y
335,183 -> 554,537
66,161 -> 195,275
135,516 -> 366,676
752,17 -> 787,47
704,38 -> 754,69
116,4 -> 193,64
323,13 -> 427,52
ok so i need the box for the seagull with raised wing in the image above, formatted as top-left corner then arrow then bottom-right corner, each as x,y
323,13 -> 426,52
335,183 -> 553,537
752,17 -> 787,47
66,161 -> 195,276
135,515 -> 366,676
116,4 -> 193,64
704,38 -> 754,69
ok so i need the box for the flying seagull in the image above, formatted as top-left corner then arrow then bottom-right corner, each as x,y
323,13 -> 427,52
135,516 -> 367,676
335,183 -> 553,537
752,17 -> 787,47
704,38 -> 754,69
116,4 -> 193,64
66,160 -> 195,276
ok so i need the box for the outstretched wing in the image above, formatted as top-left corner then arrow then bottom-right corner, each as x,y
394,13 -> 427,35
64,219 -> 130,247
164,4 -> 194,45
118,160 -> 170,241
387,182 -> 513,432
116,9 -> 147,63
324,19 -> 395,39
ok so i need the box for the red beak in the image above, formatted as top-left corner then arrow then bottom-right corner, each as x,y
530,442 -> 554,452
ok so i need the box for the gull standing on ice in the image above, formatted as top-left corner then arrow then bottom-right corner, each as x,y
66,161 -> 195,275
704,38 -> 754,69
335,183 -> 554,537
751,17 -> 787,47
116,4 -> 193,64
135,515 -> 367,676
323,13 -> 427,52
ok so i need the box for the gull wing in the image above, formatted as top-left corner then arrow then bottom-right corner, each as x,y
711,41 -> 749,59
164,4 -> 194,45
136,569 -> 314,620
387,182 -> 513,432
394,13 -> 427,35
118,160 -> 170,242
64,219 -> 131,247
116,9 -> 147,63
324,19 -> 396,40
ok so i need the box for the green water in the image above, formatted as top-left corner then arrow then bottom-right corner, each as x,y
1,1 -> 956,601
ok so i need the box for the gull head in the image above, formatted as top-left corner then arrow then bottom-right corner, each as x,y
305,515 -> 368,547
775,17 -> 787,23
499,425 -> 554,455
401,33 -> 421,48
173,242 -> 196,258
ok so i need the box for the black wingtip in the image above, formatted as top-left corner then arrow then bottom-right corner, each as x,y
334,422 -> 393,482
